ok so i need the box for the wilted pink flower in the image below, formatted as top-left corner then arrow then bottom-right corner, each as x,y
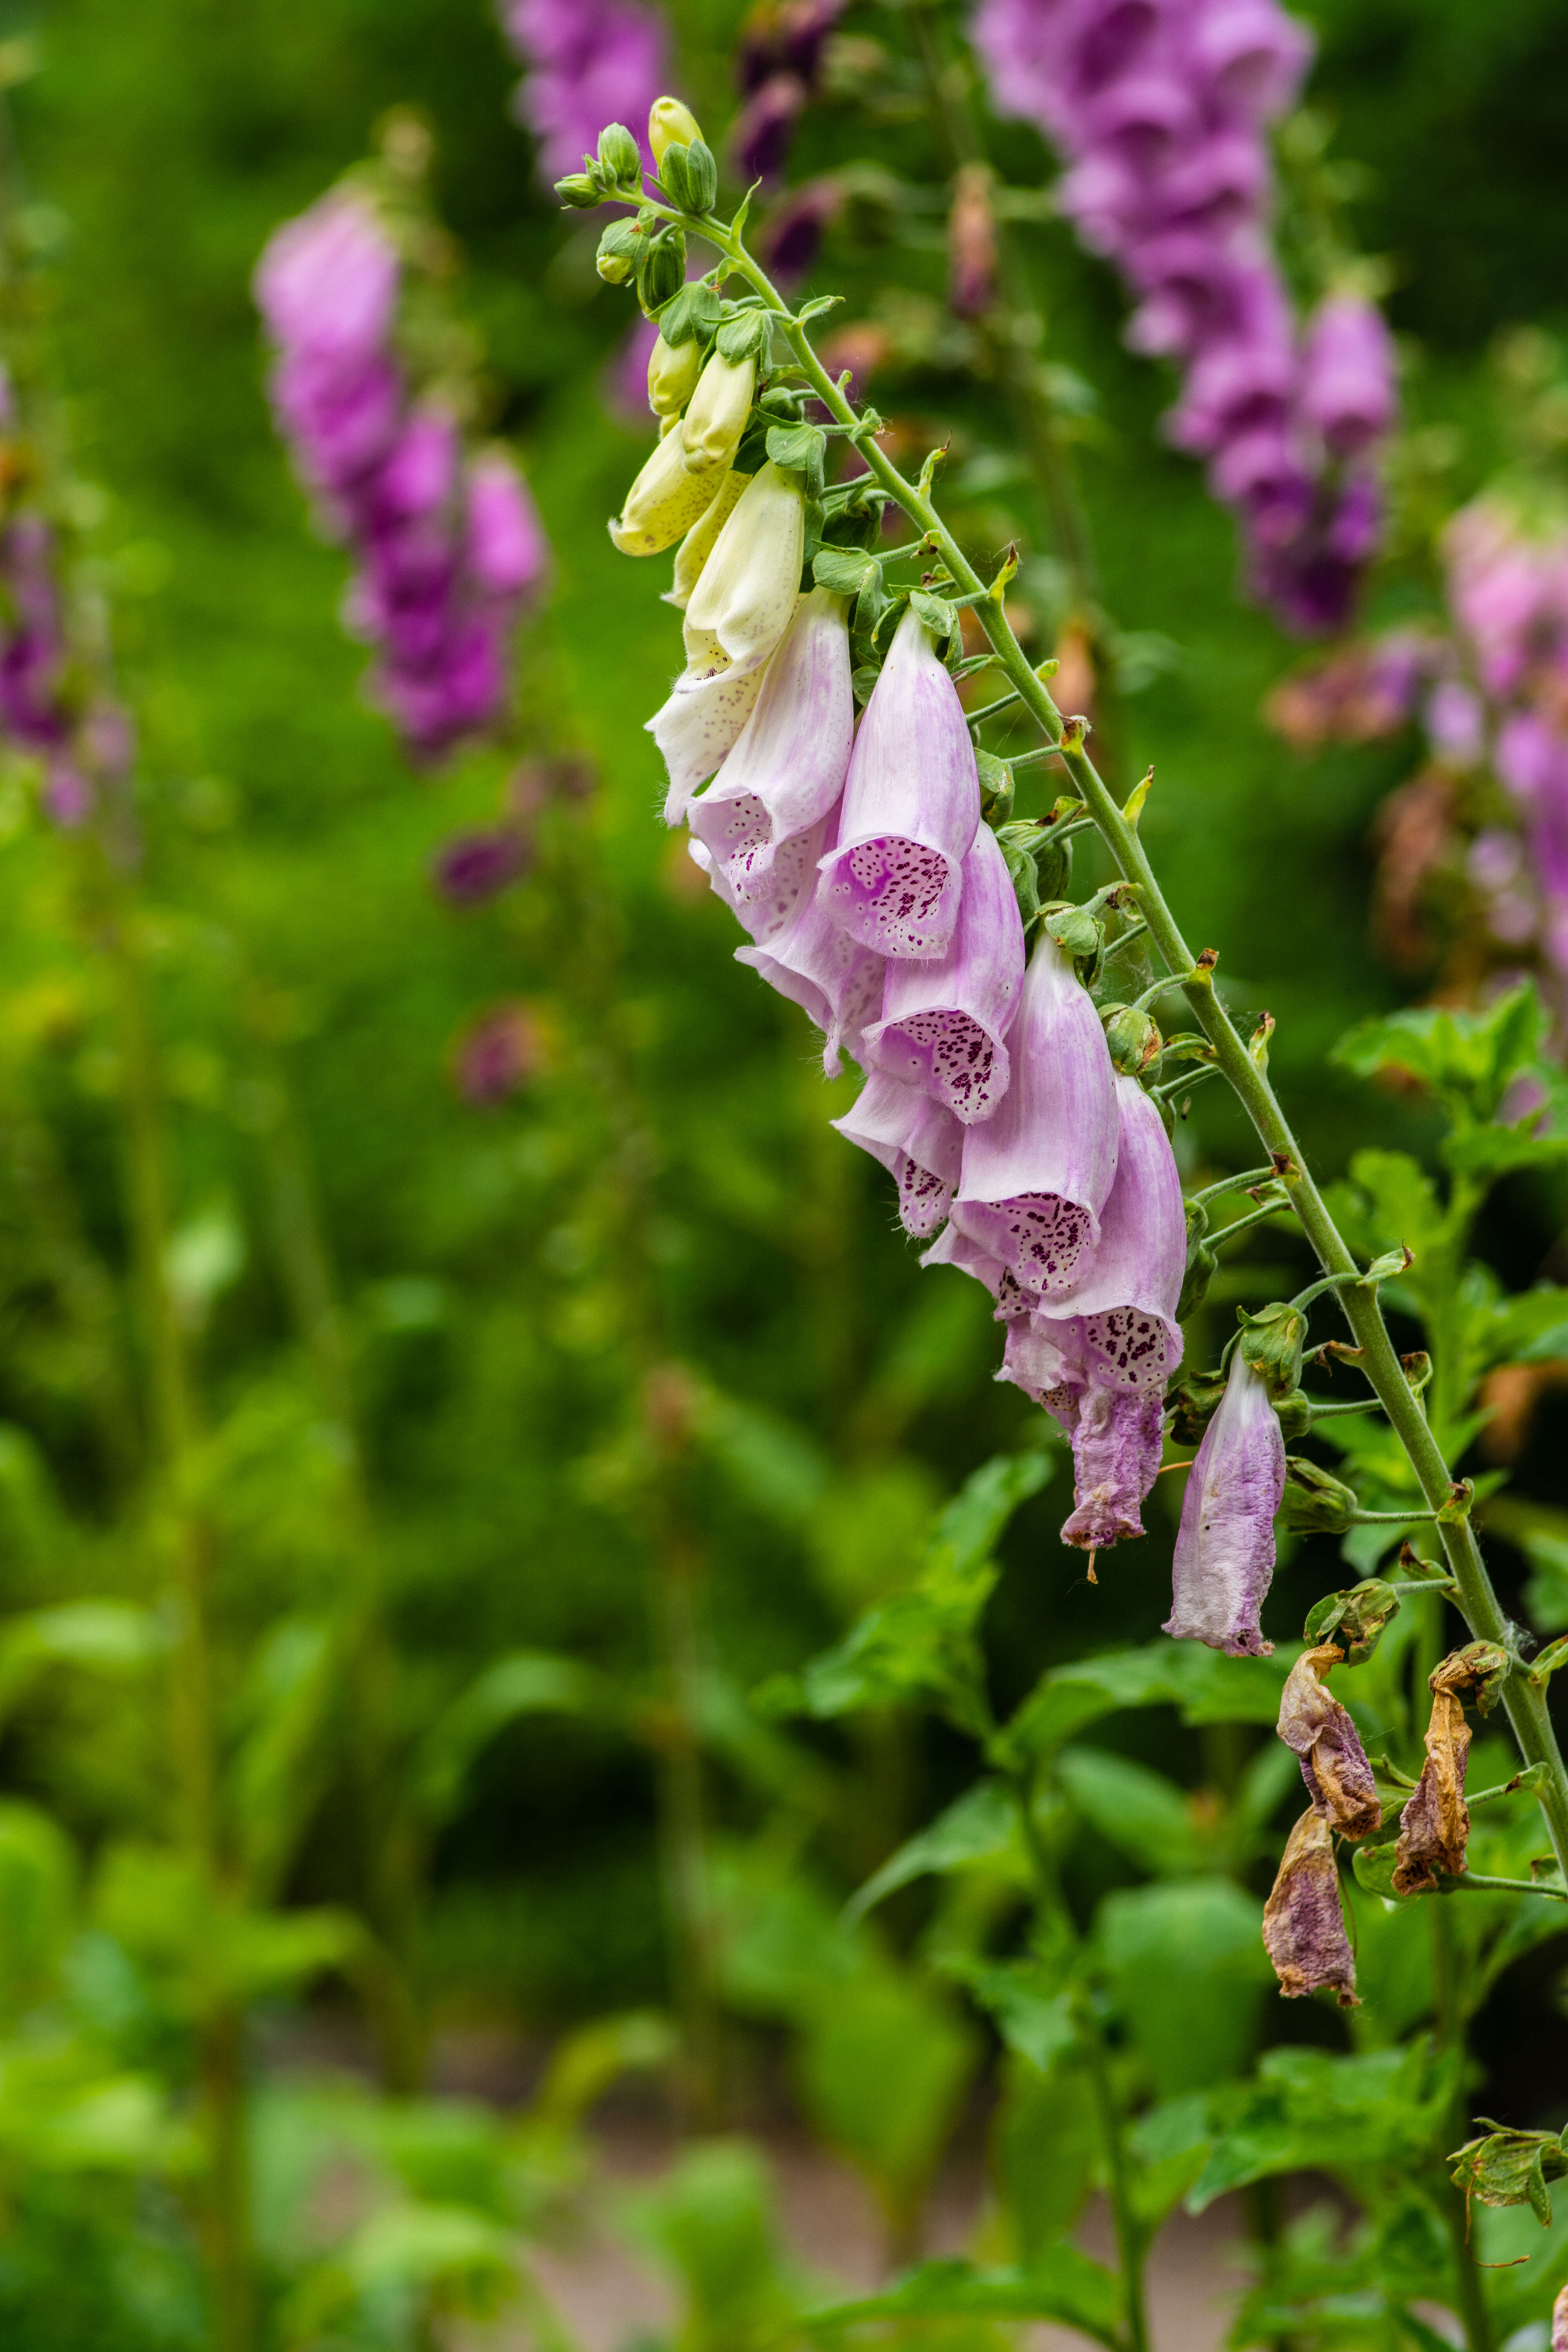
949,933 -> 1118,1300
834,1067 -> 964,1238
1262,1802 -> 1358,2004
1165,1346 -> 1283,1655
818,607 -> 981,958
688,589 -> 854,891
1276,1644 -> 1381,1835
861,818 -> 1025,1123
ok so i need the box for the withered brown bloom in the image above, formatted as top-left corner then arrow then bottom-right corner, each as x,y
1262,1804 -> 1359,2006
1276,1642 -> 1382,1838
1393,1642 -> 1508,1895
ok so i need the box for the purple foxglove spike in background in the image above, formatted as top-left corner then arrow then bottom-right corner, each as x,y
688,588 -> 854,890
682,463 -> 805,679
0,515 -> 134,828
434,824 -> 531,905
833,1067 -> 964,1240
861,817 -> 1025,1125
499,0 -> 669,184
1165,1346 -> 1283,1656
732,0 -> 846,185
1060,1381 -> 1165,1549
972,0 -> 1395,634
860,818 -> 1029,1129
256,188 -> 548,762
1261,1803 -> 1357,2005
650,639 -> 776,826
1055,1071 -> 1185,1388
737,803 -> 885,1074
817,606 -> 981,958
950,934 -> 1118,1300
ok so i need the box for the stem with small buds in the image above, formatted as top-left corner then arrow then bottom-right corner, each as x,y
640,188 -> 1568,1880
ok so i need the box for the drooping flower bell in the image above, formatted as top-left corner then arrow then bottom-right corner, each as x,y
1392,1643 -> 1506,1894
681,350 -> 757,477
834,1067 -> 964,1240
1165,1345 -> 1284,1657
1275,1644 -> 1381,1836
1298,292 -> 1397,460
666,469 -> 751,611
860,817 -> 1025,1124
682,459 -> 805,679
948,932 -> 1118,1301
610,421 -> 730,555
817,605 -> 981,958
688,588 -> 854,884
1261,1803 -> 1358,2005
736,802 -> 885,1075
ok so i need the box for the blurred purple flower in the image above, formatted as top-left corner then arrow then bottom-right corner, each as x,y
972,0 -> 1394,633
499,0 -> 669,184
256,187 -> 549,762
455,1002 -> 544,1103
732,0 -> 846,184
434,824 -> 531,904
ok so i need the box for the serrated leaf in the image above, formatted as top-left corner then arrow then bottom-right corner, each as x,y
946,1958 -> 1079,2075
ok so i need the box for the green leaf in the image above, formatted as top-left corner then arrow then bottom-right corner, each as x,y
945,1956 -> 1079,2074
0,1601 -> 161,1723
908,588 -> 957,639
1000,1637 -> 1292,1761
996,2062 -> 1100,2254
1332,983 -> 1546,1125
844,1778 -> 1020,1921
412,1651 -> 617,1824
765,421 -> 826,480
1187,2045 -> 1443,2211
714,309 -> 769,364
1056,1746 -> 1211,1876
1100,1879 -> 1270,2099
655,280 -> 722,346
799,2250 -> 1121,2343
795,293 -> 843,325
795,1975 -> 978,2218
811,545 -> 879,597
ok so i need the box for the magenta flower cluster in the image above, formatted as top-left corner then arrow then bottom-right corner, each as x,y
255,190 -> 548,762
499,0 -> 669,184
635,448 -> 1220,1576
971,0 -> 1396,633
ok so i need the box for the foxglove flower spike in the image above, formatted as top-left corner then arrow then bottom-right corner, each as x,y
861,817 -> 1025,1124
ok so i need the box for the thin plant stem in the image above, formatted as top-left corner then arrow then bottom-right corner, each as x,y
88,840 -> 254,2352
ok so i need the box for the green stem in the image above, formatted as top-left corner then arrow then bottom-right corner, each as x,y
648,200 -> 1568,1878
91,847 -> 253,2352
1008,1773 -> 1149,2352
1431,1902 -> 1492,2352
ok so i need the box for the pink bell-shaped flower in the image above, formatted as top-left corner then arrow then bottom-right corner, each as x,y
817,605 -> 980,958
833,1067 -> 964,1240
1165,1346 -> 1283,1657
688,589 -> 854,887
1056,1071 -> 1185,1388
736,802 -> 885,1075
949,933 -> 1118,1301
860,817 -> 1025,1124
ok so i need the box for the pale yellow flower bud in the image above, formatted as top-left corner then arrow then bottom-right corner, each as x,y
649,98 -> 704,166
647,332 -> 703,417
609,425 -> 728,556
681,349 -> 756,476
683,460 -> 805,675
665,469 -> 751,610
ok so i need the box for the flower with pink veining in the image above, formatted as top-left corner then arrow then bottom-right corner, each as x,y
1165,1343 -> 1283,1655
860,817 -> 1026,1124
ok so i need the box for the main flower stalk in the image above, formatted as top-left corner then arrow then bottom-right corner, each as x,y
644,187 -> 1568,1880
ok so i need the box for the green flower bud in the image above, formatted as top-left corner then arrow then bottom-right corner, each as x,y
1272,1389 -> 1313,1440
1174,1230 -> 1218,1321
1303,1578 -> 1401,1665
647,331 -> 703,416
1238,1299 -> 1306,1401
610,425 -> 727,556
1101,1001 -> 1161,1076
597,122 -> 642,188
1166,1366 -> 1228,1447
1278,1456 -> 1359,1535
681,349 -> 756,475
661,138 -> 718,215
597,218 -> 644,285
976,751 -> 1013,823
649,97 -> 704,166
638,225 -> 686,315
1450,2126 -> 1568,2227
555,171 -> 603,209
